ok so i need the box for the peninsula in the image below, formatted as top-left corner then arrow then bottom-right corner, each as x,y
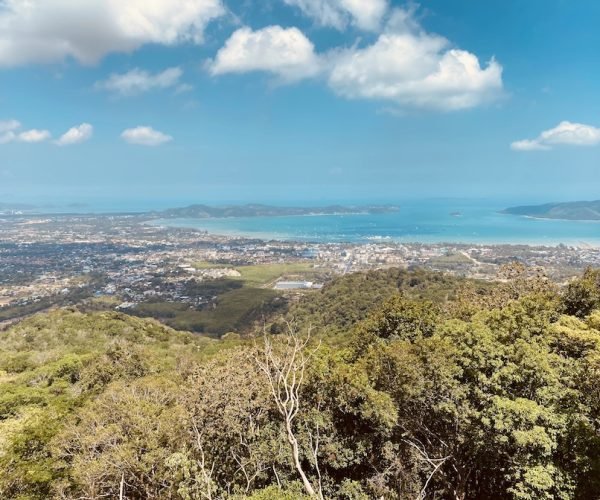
503,200 -> 600,221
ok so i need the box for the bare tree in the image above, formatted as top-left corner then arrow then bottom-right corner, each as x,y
255,324 -> 323,498
119,473 -> 125,500
403,438 -> 450,500
192,422 -> 217,500
308,418 -> 324,499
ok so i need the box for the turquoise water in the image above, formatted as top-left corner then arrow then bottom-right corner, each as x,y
151,201 -> 600,246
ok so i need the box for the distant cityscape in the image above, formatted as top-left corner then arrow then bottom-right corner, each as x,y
2,211 -> 599,329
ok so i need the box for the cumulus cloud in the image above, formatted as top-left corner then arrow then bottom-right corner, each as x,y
56,123 -> 93,146
208,26 -> 322,82
95,67 -> 184,96
16,129 -> 51,143
0,120 -> 51,144
0,0 -> 225,66
121,126 -> 172,146
510,139 -> 549,152
511,121 -> 600,151
283,0 -> 388,31
327,9 -> 503,111
208,8 -> 503,111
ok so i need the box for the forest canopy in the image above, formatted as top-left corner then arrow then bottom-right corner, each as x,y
1,267 -> 600,499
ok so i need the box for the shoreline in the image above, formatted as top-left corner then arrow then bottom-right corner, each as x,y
521,215 -> 600,223
147,218 -> 600,249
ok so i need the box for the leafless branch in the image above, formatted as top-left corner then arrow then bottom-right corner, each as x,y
254,323 -> 322,498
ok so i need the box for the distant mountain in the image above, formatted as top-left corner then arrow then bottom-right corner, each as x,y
503,200 -> 600,221
157,203 -> 400,219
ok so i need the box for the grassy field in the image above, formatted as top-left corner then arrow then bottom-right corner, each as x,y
428,253 -> 474,266
194,261 -> 318,286
236,263 -> 318,286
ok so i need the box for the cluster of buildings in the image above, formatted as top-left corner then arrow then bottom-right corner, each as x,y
1,213 -> 600,320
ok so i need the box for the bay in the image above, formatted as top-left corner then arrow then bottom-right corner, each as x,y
150,200 -> 600,246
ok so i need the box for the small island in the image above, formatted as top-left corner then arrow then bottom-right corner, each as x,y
156,203 -> 400,219
503,200 -> 600,221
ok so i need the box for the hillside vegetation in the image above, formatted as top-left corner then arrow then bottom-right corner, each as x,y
503,200 -> 600,220
2,267 -> 600,499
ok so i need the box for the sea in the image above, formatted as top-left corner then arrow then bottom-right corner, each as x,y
147,200 -> 600,247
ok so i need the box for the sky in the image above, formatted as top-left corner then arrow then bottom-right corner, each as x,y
0,0 -> 599,207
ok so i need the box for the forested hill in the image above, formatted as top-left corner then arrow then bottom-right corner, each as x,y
156,203 -> 400,218
503,200 -> 600,220
2,267 -> 600,498
282,267 -> 468,336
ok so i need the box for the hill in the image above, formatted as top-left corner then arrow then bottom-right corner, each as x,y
503,200 -> 600,220
156,203 -> 400,219
2,268 -> 600,498
281,267 -> 468,337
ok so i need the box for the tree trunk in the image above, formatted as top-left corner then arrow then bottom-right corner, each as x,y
119,473 -> 125,500
287,419 -> 317,497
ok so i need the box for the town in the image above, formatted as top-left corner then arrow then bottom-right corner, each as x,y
2,212 -> 599,331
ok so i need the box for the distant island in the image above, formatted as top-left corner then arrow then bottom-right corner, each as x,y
156,203 -> 400,219
503,200 -> 600,221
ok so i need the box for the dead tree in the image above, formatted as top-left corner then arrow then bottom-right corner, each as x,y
255,324 -> 323,498
403,438 -> 450,500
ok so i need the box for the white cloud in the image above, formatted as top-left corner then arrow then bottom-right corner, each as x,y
510,139 -> 550,152
96,67 -> 184,96
56,123 -> 93,146
208,26 -> 321,82
283,0 -> 388,31
0,121 -> 51,143
208,8 -> 503,112
511,121 -> 600,151
16,129 -> 51,143
327,9 -> 503,111
0,0 -> 225,66
121,126 -> 172,146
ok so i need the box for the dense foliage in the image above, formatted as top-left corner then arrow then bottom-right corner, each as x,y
2,267 -> 600,499
283,267 -> 467,337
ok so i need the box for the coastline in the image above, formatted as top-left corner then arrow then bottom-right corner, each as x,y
148,217 -> 600,248
521,215 -> 600,223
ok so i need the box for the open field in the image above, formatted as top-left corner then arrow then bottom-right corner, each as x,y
236,263 -> 319,286
194,261 -> 319,286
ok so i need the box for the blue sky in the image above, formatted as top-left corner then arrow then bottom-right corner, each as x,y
0,0 -> 599,207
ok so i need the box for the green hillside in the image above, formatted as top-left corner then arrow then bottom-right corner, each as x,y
2,268 -> 600,499
503,200 -> 600,220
